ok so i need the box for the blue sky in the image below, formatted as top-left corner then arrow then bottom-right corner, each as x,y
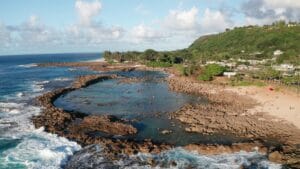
0,0 -> 299,55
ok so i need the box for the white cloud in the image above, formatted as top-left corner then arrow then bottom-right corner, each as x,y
4,15 -> 61,47
67,0 -> 123,45
129,24 -> 166,43
264,0 -> 300,9
242,0 -> 300,25
75,0 -> 102,26
65,23 -> 124,45
164,7 -> 199,31
128,7 -> 234,46
135,4 -> 150,15
0,23 -> 11,48
20,16 -> 60,45
162,7 -> 232,34
201,8 -> 232,33
0,0 -> 123,53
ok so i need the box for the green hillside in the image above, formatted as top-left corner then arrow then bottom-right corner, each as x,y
188,22 -> 300,64
104,22 -> 300,65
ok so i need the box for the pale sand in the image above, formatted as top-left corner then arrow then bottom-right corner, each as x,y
227,86 -> 300,129
83,58 -> 105,62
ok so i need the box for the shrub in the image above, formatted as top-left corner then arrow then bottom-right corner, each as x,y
253,67 -> 280,80
183,65 -> 197,76
146,61 -> 172,68
198,73 -> 213,81
198,64 -> 226,81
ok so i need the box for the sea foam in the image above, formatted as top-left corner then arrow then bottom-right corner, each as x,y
0,128 -> 81,169
0,79 -> 81,169
18,63 -> 38,68
124,148 -> 282,169
31,80 -> 49,92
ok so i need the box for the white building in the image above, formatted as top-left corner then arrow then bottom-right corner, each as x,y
288,24 -> 297,28
273,50 -> 283,56
248,60 -> 259,65
236,64 -> 248,71
273,64 -> 295,72
223,72 -> 237,78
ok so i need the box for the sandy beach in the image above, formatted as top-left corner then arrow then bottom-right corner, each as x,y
227,86 -> 300,129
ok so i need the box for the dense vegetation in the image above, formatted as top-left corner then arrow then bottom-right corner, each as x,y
105,21 -> 300,65
198,64 -> 227,81
103,21 -> 300,84
189,21 -> 300,65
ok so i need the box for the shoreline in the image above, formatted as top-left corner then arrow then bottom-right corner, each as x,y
33,61 -> 300,167
226,86 -> 300,129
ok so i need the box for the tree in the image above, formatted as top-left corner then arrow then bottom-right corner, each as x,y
159,53 -> 172,63
198,64 -> 226,81
173,56 -> 184,64
103,51 -> 112,61
144,49 -> 158,61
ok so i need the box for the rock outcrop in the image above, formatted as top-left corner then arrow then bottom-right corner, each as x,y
167,76 -> 300,167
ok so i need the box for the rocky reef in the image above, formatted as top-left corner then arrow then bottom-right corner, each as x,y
168,76 -> 300,168
32,74 -> 171,162
32,64 -> 300,168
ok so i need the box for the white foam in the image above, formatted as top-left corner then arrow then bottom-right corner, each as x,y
18,63 -> 38,68
34,80 -> 50,85
54,77 -> 72,82
0,102 -> 41,131
0,102 -> 24,114
1,129 -> 81,169
0,67 -> 83,169
31,80 -> 49,92
16,92 -> 25,98
0,99 -> 81,169
123,148 -> 282,169
68,68 -> 77,71
83,58 -> 105,62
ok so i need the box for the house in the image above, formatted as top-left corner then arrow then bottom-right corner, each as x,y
273,64 -> 295,72
248,60 -> 259,65
248,66 -> 260,71
206,61 -> 217,64
273,50 -> 283,56
288,24 -> 297,28
236,64 -> 248,71
223,72 -> 237,78
238,58 -> 247,62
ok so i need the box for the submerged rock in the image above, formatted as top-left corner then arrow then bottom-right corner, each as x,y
77,115 -> 137,135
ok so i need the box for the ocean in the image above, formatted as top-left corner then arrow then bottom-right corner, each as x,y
0,53 -> 281,169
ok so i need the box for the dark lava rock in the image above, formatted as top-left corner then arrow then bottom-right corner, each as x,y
76,115 -> 137,135
64,144 -> 151,169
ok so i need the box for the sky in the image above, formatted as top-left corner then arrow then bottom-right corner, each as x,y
0,0 -> 299,55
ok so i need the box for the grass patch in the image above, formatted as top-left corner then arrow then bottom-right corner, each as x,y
231,79 -> 266,87
146,61 -> 172,68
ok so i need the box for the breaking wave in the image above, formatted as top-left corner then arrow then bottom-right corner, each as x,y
0,79 -> 81,169
18,63 -> 38,68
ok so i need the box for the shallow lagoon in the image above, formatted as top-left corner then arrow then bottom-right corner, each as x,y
55,71 -> 247,146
